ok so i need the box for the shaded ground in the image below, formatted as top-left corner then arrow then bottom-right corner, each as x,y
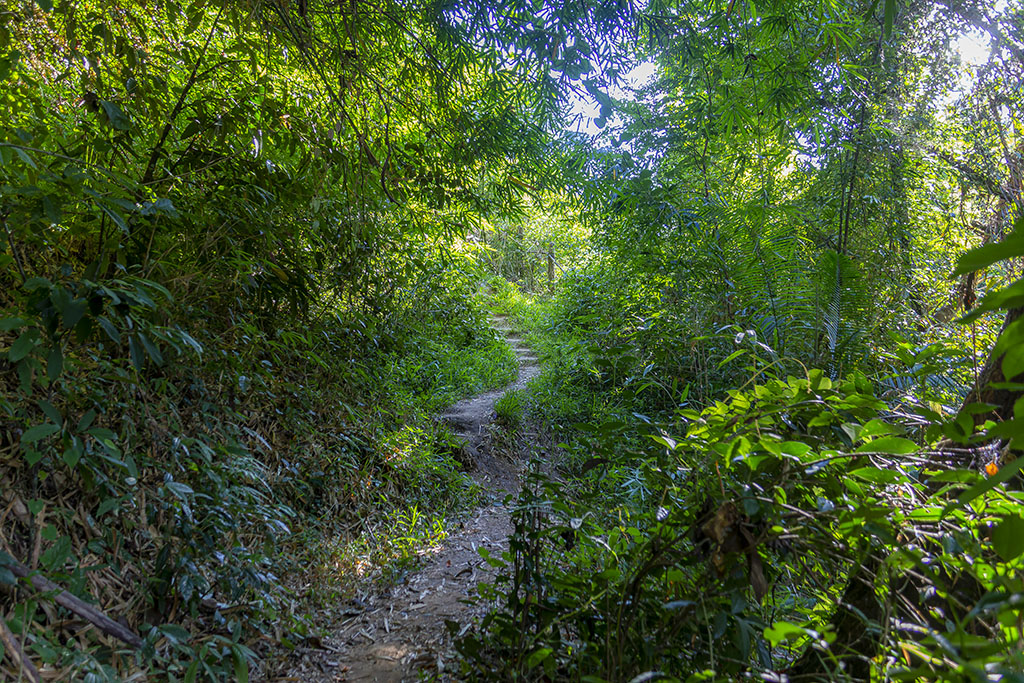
264,315 -> 538,681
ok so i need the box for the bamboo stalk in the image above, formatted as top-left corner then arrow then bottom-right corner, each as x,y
0,616 -> 41,683
2,557 -> 144,649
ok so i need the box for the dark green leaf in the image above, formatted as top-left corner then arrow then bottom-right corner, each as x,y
718,349 -> 747,368
233,646 -> 249,683
42,195 -> 61,224
98,317 -> 120,343
9,329 -> 39,362
159,624 -> 191,644
22,422 -> 59,444
23,277 -> 50,291
62,443 -> 83,468
0,566 -> 15,585
77,409 -> 97,432
61,299 -> 87,330
849,466 -> 902,483
100,100 -> 130,130
991,515 -> 1024,560
46,346 -> 63,382
36,399 -> 62,426
129,334 -> 144,371
526,647 -> 552,669
883,0 -> 895,36
1002,344 -> 1024,381
139,332 -> 164,365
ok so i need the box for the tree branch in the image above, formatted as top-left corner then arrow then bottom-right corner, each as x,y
2,556 -> 144,649
926,146 -> 1016,203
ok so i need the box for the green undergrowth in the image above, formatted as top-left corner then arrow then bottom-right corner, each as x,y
459,366 -> 1024,681
484,276 -> 598,428
460,267 -> 1024,681
0,262 -> 514,680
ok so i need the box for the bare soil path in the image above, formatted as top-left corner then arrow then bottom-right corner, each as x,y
269,315 -> 538,681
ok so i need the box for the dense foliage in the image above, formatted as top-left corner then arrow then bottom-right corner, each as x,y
457,0 -> 1024,680
2,0 -> 1023,679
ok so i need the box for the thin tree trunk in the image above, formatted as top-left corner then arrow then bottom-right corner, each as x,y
788,554 -> 879,681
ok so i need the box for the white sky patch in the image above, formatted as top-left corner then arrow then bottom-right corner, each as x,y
939,26 -> 995,107
954,28 -> 992,66
566,61 -> 658,136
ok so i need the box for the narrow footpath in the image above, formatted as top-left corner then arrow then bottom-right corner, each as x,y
275,315 -> 539,681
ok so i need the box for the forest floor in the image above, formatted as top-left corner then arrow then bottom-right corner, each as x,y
268,315 -> 542,681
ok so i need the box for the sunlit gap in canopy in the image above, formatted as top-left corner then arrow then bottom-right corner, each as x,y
794,19 -> 999,168
943,27 -> 992,106
938,0 -> 1009,105
565,60 -> 658,137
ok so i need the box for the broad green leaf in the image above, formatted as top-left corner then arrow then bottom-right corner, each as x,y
0,565 -> 15,585
23,276 -> 50,291
854,436 -> 917,454
166,481 -> 194,499
21,422 -> 59,443
98,317 -> 121,343
232,646 -> 249,683
185,656 -> 200,683
992,515 -> 1024,560
952,233 -> 1024,277
180,118 -> 206,138
46,346 -> 63,382
42,195 -> 61,224
780,441 -> 812,457
159,624 -> 191,644
36,399 -> 62,425
129,334 -> 144,371
62,443 -> 83,468
14,147 -> 36,168
100,100 -> 130,130
647,434 -> 677,450
526,647 -> 552,669
859,419 -> 897,440
99,204 -> 129,233
927,470 -> 976,483
139,332 -> 164,365
61,299 -> 87,330
764,621 -> 807,647
77,409 -> 97,431
9,329 -> 39,362
1002,344 -> 1024,381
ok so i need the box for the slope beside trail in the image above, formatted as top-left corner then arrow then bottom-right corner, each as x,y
269,315 -> 539,681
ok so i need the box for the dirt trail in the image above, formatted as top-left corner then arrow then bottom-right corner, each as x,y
270,315 -> 537,681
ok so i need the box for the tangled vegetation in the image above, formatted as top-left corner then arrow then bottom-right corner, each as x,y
2,0 -> 1024,680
